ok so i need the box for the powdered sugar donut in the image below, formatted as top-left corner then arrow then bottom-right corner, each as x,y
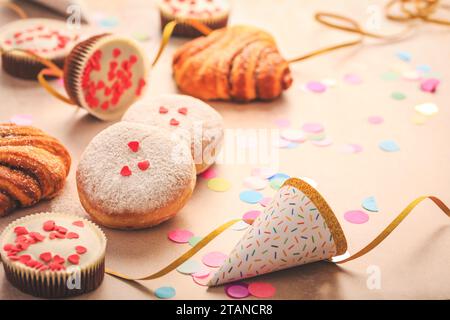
76,122 -> 196,229
64,34 -> 149,121
122,94 -> 223,174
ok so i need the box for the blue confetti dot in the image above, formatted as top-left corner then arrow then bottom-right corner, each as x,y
239,190 -> 263,204
99,17 -> 119,28
155,286 -> 176,299
362,196 -> 379,212
396,51 -> 411,62
269,173 -> 290,182
416,64 -> 431,73
379,140 -> 400,152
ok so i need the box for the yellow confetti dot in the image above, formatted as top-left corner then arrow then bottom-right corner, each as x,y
207,178 -> 231,192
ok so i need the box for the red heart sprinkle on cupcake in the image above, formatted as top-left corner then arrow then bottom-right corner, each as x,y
128,141 -> 140,152
120,166 -> 132,176
66,232 -> 79,239
72,221 -> 84,227
43,220 -> 55,232
39,252 -> 52,263
138,160 -> 150,171
68,254 -> 80,265
159,106 -> 168,114
170,118 -> 180,126
75,246 -> 87,254
178,107 -> 188,115
14,226 -> 29,236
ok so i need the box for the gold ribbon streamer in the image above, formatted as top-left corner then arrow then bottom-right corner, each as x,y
105,219 -> 240,281
336,196 -> 450,264
0,1 -> 28,20
288,0 -> 450,64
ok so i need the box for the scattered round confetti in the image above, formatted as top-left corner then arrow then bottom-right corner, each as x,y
286,142 -> 300,149
225,283 -> 250,299
259,196 -> 272,207
98,16 -> 119,28
207,178 -> 231,192
243,210 -> 261,224
202,251 -> 227,268
300,177 -> 318,188
416,64 -> 431,73
270,178 -> 287,190
132,32 -> 151,42
10,114 -> 33,126
155,286 -> 176,299
312,138 -> 333,147
306,81 -> 327,93
274,118 -> 291,128
248,282 -> 276,298
344,210 -> 369,224
192,274 -> 212,286
302,122 -> 324,134
168,229 -> 194,243
177,260 -> 202,274
231,220 -> 250,231
192,267 -> 211,279
362,196 -> 379,212
342,144 -> 363,154
321,78 -> 337,87
307,131 -> 327,141
188,236 -> 203,247
420,78 -> 440,93
343,73 -> 362,85
379,140 -> 400,152
396,51 -> 411,62
239,190 -> 263,204
251,167 -> 277,179
280,129 -> 306,142
368,116 -> 384,124
381,71 -> 399,81
200,168 -> 217,179
414,102 -> 438,116
243,176 -> 268,190
269,173 -> 290,181
402,70 -> 421,81
391,92 -> 406,100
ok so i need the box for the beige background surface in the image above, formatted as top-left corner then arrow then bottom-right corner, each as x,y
0,0 -> 449,299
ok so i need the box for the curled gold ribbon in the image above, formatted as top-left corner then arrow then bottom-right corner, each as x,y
336,196 -> 450,264
288,0 -> 450,64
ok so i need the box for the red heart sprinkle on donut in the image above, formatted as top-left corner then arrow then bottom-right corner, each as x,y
39,252 -> 52,263
68,254 -> 80,265
75,246 -> 87,254
113,48 -> 121,58
73,221 -> 84,227
138,160 -> 150,171
178,107 -> 188,115
120,166 -> 132,177
128,141 -> 140,152
29,232 -> 45,242
159,106 -> 168,114
14,226 -> 28,236
170,118 -> 180,126
66,232 -> 79,239
43,220 -> 55,232
56,226 -> 67,234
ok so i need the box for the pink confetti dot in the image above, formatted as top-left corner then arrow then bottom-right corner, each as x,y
306,81 -> 327,93
344,210 -> 369,224
302,122 -> 324,134
168,229 -> 194,243
259,197 -> 272,207
312,138 -> 333,147
342,143 -> 364,154
200,167 -> 217,179
192,274 -> 212,286
192,268 -> 211,279
202,251 -> 227,268
420,78 -> 440,93
368,116 -> 384,125
248,282 -> 276,298
242,210 -> 261,224
274,118 -> 291,128
343,73 -> 362,85
10,114 -> 33,126
225,283 -> 250,299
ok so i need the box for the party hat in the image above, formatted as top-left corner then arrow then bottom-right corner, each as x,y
208,178 -> 348,286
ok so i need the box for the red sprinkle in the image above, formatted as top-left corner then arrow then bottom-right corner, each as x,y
128,141 -> 140,152
129,55 -> 138,64
120,166 -> 132,177
39,252 -> 52,263
138,160 -> 150,171
66,232 -> 79,239
75,246 -> 87,254
159,106 -> 168,114
56,226 -> 68,234
43,220 -> 55,232
73,221 -> 84,228
68,254 -> 80,265
14,226 -> 29,236
178,107 -> 188,115
53,255 -> 65,265
29,232 -> 45,242
113,48 -> 121,58
3,244 -> 13,251
170,118 -> 180,126
25,259 -> 38,268
19,255 -> 32,264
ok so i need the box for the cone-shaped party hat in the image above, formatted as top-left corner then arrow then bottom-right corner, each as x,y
208,178 -> 348,286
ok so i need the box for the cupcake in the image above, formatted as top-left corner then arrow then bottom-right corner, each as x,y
63,34 -> 149,121
158,0 -> 231,37
0,212 -> 106,298
0,18 -> 79,80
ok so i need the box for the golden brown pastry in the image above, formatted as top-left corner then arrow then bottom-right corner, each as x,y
0,124 -> 71,217
173,25 -> 293,102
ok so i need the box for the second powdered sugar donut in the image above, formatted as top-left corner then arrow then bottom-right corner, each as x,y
122,94 -> 224,174
76,122 -> 196,229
